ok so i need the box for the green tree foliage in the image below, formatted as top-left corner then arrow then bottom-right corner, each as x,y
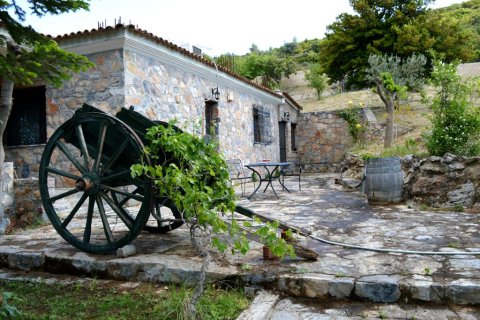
319,0 -> 474,88
304,63 -> 329,99
434,0 -> 480,61
426,61 -> 480,156
395,10 -> 477,63
235,53 -> 296,89
0,0 -> 93,177
249,43 -> 260,54
294,38 -> 323,64
0,0 -> 91,84
366,54 -> 427,147
277,37 -> 298,56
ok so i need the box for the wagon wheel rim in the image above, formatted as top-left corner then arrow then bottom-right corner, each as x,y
143,196 -> 184,233
39,112 -> 153,253
110,188 -> 185,234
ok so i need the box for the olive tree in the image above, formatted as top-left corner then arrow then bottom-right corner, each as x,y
366,54 -> 427,147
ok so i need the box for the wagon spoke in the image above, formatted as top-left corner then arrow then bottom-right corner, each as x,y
101,185 -> 144,202
101,170 -> 131,184
155,203 -> 164,227
75,124 -> 91,171
93,122 -> 108,173
46,167 -> 81,181
56,140 -> 88,174
100,191 -> 134,230
96,196 -> 114,244
115,187 -> 140,207
83,196 -> 95,243
100,139 -> 129,175
39,112 -> 153,253
49,188 -> 80,203
61,193 -> 88,228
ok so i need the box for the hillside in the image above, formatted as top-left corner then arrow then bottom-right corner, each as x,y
281,63 -> 480,157
280,68 -> 434,156
276,1 -> 480,156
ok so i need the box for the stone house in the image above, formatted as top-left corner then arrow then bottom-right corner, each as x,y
4,24 -> 302,179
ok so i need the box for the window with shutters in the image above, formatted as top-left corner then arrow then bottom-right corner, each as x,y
253,105 -> 272,144
3,86 -> 47,147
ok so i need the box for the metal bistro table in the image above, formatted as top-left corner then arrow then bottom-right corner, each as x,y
245,162 -> 291,199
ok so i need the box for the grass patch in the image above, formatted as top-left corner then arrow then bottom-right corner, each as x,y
1,280 -> 250,320
299,89 -> 383,112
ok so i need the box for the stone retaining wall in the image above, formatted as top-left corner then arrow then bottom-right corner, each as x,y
340,153 -> 480,208
402,153 -> 480,208
297,111 -> 352,173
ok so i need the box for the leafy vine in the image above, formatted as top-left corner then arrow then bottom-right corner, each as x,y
131,121 -> 295,258
338,101 -> 365,142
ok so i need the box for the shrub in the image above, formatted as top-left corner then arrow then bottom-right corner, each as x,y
338,101 -> 365,142
304,64 -> 329,99
425,61 -> 480,156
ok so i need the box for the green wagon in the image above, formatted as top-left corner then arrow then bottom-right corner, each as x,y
39,104 -> 184,254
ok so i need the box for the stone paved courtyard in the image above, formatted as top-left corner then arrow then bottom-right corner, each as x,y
1,173 -> 480,306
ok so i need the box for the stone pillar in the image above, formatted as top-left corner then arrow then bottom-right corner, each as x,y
0,162 -> 14,234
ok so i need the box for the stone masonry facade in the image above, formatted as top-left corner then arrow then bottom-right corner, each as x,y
5,28 -> 304,184
4,26 -> 355,199
121,48 -> 283,164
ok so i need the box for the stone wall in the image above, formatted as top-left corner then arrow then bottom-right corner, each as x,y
402,153 -> 480,208
4,145 -> 44,179
297,111 -> 352,172
340,153 -> 480,209
0,162 -> 14,234
10,179 -> 46,230
47,49 -> 126,127
5,47 -> 288,182
123,49 -> 281,165
4,50 -> 126,180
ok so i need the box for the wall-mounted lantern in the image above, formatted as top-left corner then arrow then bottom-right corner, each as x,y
211,87 -> 220,100
283,111 -> 290,121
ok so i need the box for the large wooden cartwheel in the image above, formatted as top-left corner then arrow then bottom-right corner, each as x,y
39,106 -> 183,253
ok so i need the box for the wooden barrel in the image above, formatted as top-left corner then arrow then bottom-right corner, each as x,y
364,157 -> 403,204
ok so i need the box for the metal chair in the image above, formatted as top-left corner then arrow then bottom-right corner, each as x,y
281,161 -> 302,190
226,159 -> 255,196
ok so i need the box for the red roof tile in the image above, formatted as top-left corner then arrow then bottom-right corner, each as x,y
282,91 -> 303,110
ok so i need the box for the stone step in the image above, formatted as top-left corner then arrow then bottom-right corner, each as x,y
1,244 -> 480,306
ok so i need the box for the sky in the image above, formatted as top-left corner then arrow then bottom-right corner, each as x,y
19,0 -> 466,56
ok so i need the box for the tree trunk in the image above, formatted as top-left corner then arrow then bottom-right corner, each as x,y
0,79 -> 14,177
384,98 -> 395,148
376,83 -> 395,148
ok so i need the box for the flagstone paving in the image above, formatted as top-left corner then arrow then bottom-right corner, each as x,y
1,173 -> 479,306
